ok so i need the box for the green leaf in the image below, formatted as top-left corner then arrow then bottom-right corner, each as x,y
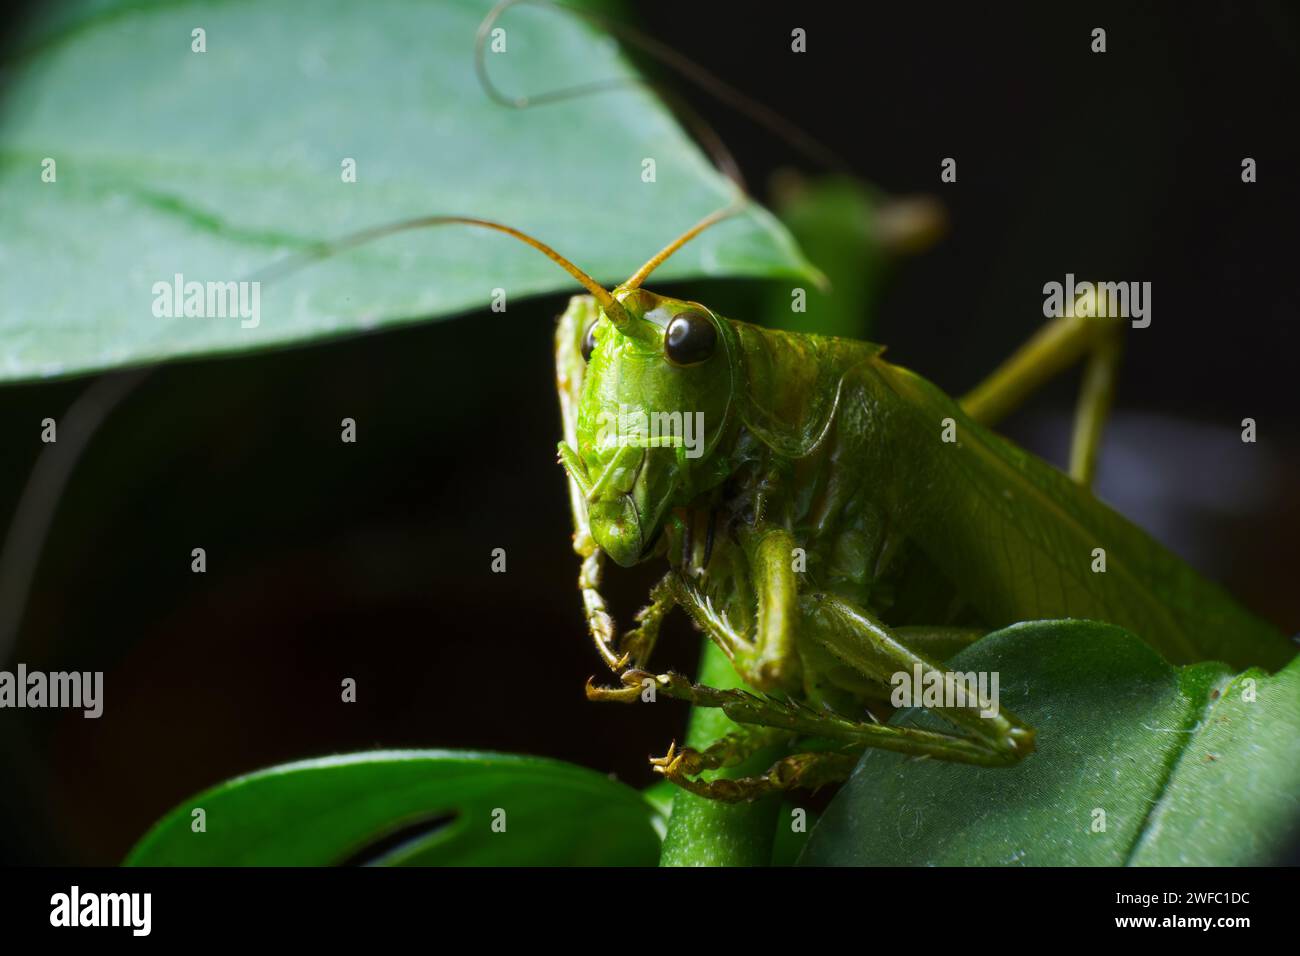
800,620 -> 1300,866
124,750 -> 661,866
0,0 -> 810,383
769,800 -> 816,866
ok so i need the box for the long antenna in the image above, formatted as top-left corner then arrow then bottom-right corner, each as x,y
475,0 -> 852,179
621,203 -> 742,290
249,215 -> 632,328
0,368 -> 150,663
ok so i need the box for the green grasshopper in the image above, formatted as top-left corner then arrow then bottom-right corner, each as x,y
267,203 -> 1293,801
538,210 -> 1295,800
262,3 -> 1295,802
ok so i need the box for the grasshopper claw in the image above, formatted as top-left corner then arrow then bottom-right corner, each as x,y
649,740 -> 678,770
650,741 -> 705,778
584,676 -> 640,703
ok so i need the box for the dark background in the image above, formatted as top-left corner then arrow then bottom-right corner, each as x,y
1,1 -> 1297,864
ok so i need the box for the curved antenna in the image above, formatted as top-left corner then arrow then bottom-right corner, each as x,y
621,203 -> 742,291
0,368 -> 150,663
476,0 -> 631,109
250,215 -> 632,328
475,0 -> 851,179
477,1 -> 746,190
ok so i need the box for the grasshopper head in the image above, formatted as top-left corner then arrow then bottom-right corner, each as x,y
573,288 -> 737,567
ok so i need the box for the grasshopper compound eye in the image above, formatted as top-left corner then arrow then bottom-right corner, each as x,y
664,310 -> 716,366
581,320 -> 598,363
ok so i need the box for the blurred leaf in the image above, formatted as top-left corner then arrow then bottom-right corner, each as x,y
800,620 -> 1300,866
0,0 -> 810,383
124,750 -> 661,866
769,800 -> 816,866
761,175 -> 944,339
641,778 -> 675,822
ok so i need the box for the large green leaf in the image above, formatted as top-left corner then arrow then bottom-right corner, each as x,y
124,750 -> 662,866
800,620 -> 1299,866
0,0 -> 809,383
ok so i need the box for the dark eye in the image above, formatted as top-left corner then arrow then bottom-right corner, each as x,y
581,320 -> 598,363
664,310 -> 716,366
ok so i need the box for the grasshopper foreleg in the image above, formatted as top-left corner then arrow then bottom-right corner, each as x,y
577,548 -> 622,671
555,295 -> 628,672
618,571 -> 677,669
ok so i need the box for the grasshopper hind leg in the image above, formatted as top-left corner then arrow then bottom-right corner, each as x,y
959,311 -> 1124,488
